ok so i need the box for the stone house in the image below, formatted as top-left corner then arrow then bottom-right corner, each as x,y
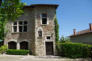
70,23 -> 92,44
4,4 -> 58,56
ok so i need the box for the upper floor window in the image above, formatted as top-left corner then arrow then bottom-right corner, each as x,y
13,22 -> 17,32
12,21 -> 28,32
41,13 -> 47,25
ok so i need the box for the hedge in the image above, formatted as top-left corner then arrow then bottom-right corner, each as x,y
6,49 -> 29,55
56,42 -> 92,58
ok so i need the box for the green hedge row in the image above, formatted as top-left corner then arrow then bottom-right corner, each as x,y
56,42 -> 92,58
6,49 -> 29,55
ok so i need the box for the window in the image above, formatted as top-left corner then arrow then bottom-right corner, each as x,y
46,36 -> 51,40
13,22 -> 17,32
19,21 -> 27,32
19,21 -> 23,32
8,41 -> 17,49
12,21 -> 28,32
20,41 -> 28,50
42,13 -> 47,25
38,30 -> 42,37
24,21 -> 27,32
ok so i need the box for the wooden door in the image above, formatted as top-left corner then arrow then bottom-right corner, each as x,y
45,42 -> 54,55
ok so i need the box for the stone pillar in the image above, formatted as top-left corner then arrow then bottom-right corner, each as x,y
17,42 -> 20,50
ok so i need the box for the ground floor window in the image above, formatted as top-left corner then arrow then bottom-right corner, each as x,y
20,41 -> 28,50
8,41 -> 17,49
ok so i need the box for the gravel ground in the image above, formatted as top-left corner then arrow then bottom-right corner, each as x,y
0,55 -> 91,61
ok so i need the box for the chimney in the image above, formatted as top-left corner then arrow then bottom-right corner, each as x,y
89,23 -> 92,31
73,29 -> 76,35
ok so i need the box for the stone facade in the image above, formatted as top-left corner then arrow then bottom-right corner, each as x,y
4,4 -> 58,56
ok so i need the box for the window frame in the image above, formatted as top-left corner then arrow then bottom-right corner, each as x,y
41,13 -> 48,25
12,21 -> 28,33
12,21 -> 18,33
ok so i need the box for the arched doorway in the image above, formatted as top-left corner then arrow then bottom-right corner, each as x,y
8,41 -> 17,49
20,41 -> 28,50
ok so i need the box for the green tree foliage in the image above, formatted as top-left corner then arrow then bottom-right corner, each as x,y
0,0 -> 24,40
0,45 -> 7,54
54,18 -> 59,42
60,36 -> 70,43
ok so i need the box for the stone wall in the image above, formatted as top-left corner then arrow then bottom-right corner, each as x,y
4,7 -> 36,54
34,5 -> 56,56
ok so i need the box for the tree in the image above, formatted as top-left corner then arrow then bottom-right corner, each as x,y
54,17 -> 59,42
60,36 -> 65,41
60,36 -> 70,43
0,0 -> 24,40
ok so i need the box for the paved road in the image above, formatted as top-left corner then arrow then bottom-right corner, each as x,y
0,55 -> 91,61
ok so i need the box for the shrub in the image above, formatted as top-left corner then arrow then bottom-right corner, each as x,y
6,49 -> 29,55
0,45 -> 7,54
56,42 -> 92,58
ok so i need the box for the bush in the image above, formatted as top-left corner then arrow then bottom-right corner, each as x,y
56,42 -> 92,58
6,49 -> 29,55
0,45 -> 7,54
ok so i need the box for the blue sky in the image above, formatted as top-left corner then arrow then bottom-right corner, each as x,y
22,0 -> 92,38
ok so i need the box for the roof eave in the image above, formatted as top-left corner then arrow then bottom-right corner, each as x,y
70,31 -> 92,37
24,4 -> 59,9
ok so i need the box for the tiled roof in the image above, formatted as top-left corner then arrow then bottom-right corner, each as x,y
70,29 -> 92,37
